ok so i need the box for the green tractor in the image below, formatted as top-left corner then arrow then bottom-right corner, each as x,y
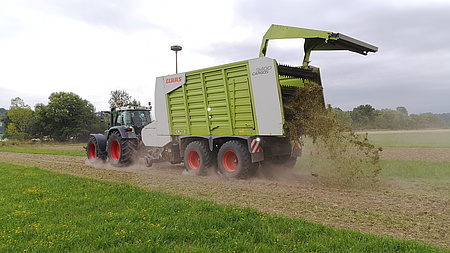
86,104 -> 152,166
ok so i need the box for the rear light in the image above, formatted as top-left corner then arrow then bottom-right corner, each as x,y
126,127 -> 133,132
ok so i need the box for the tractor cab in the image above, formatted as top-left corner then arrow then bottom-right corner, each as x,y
114,108 -> 152,127
110,106 -> 152,138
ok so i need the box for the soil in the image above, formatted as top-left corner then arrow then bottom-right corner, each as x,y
380,147 -> 450,162
0,147 -> 449,249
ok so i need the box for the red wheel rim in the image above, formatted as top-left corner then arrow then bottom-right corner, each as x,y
188,150 -> 200,170
88,143 -> 96,159
223,151 -> 238,172
110,140 -> 120,161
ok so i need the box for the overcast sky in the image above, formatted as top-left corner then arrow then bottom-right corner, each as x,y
1,0 -> 449,114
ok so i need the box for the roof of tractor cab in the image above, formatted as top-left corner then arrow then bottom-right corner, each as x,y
116,105 -> 152,111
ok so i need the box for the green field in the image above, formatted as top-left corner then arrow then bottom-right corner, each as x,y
378,160 -> 450,182
0,144 -> 85,157
0,162 -> 443,252
0,131 -> 449,251
0,147 -> 85,156
365,130 -> 450,148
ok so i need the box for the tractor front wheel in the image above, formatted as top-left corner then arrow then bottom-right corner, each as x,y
86,136 -> 106,161
107,132 -> 137,166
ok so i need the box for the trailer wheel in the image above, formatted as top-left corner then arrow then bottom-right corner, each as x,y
107,131 -> 137,166
86,136 -> 106,161
184,141 -> 211,176
218,140 -> 255,179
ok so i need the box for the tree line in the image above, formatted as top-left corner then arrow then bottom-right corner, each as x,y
334,105 -> 448,130
0,90 -> 140,142
0,95 -> 448,142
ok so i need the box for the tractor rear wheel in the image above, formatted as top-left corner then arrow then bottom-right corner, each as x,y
217,140 -> 256,179
86,136 -> 106,161
107,132 -> 137,166
184,141 -> 211,176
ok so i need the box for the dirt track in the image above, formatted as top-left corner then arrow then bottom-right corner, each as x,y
380,147 -> 450,162
0,148 -> 449,249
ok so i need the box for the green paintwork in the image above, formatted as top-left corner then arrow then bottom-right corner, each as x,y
260,24 -> 378,68
167,61 -> 257,136
165,25 -> 377,138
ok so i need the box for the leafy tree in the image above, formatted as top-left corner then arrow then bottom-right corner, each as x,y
414,113 -> 443,129
2,97 -> 34,140
0,108 -> 7,117
438,113 -> 450,123
34,92 -> 103,142
332,108 -> 352,127
130,98 -> 141,107
350,104 -> 378,130
437,113 -> 450,128
108,90 -> 141,108
376,109 -> 408,130
0,108 -> 7,135
396,106 -> 408,116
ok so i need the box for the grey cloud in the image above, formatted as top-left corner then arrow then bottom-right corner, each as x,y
227,0 -> 450,114
30,0 -> 158,32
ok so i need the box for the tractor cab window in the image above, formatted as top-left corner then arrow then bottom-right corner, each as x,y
129,110 -> 152,126
115,110 -> 152,126
115,112 -> 125,126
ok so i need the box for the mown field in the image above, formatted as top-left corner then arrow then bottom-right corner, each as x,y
1,162 -> 442,252
365,129 -> 450,148
0,129 -> 449,251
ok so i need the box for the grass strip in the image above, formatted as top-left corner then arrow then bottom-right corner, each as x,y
298,156 -> 450,182
0,162 -> 444,252
0,147 -> 85,157
366,131 -> 450,148
378,160 -> 450,182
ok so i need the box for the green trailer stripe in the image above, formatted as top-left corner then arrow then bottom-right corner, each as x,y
199,73 -> 211,135
182,84 -> 190,135
221,69 -> 234,131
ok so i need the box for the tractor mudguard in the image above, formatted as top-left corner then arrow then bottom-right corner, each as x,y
90,134 -> 107,153
109,126 -> 137,139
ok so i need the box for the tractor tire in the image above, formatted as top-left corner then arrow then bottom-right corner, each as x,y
217,140 -> 256,179
183,141 -> 211,176
107,131 -> 137,166
86,136 -> 106,161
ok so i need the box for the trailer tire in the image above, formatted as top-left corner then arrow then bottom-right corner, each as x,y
184,141 -> 211,176
107,131 -> 137,166
86,136 -> 106,161
218,140 -> 255,179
